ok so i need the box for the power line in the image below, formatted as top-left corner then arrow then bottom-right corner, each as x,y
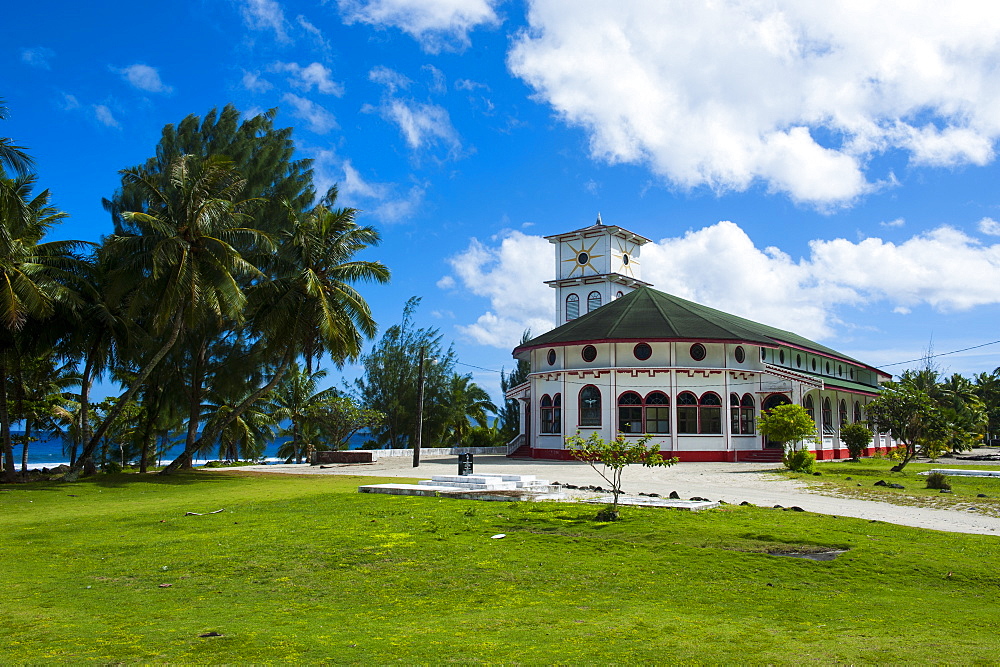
881,338 -> 1000,367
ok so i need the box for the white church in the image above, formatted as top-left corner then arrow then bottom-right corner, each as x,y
505,217 -> 892,462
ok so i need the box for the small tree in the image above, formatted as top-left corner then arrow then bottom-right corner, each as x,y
565,432 -> 677,520
866,382 -> 940,471
756,404 -> 818,451
305,396 -> 385,450
839,422 -> 873,461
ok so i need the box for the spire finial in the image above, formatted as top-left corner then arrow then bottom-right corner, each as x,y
596,212 -> 603,226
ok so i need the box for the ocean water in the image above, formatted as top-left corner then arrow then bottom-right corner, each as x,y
5,431 -> 371,470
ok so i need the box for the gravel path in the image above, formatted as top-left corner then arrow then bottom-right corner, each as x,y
218,454 -> 1000,536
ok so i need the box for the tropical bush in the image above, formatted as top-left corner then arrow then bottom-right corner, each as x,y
783,448 -> 816,473
839,422 -> 873,461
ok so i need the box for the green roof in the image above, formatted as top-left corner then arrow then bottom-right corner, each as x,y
517,286 -> 872,368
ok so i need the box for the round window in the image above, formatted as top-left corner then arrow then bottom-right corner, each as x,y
838,365 -> 843,376
582,345 -> 597,362
734,346 -> 745,363
577,252 -> 589,265
825,361 -> 831,374
690,343 -> 707,361
850,368 -> 855,379
622,254 -> 630,265
761,348 -> 767,361
633,343 -> 652,361
779,350 -> 785,363
811,359 -> 817,371
796,354 -> 802,368
547,349 -> 556,366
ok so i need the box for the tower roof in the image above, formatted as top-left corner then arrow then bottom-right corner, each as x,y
544,221 -> 651,245
515,286 -> 877,371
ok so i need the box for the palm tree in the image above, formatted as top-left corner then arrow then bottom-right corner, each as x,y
171,191 -> 389,470
9,348 -> 78,472
0,173 -> 81,480
72,154 -> 269,473
433,374 -> 496,446
0,100 -> 33,177
264,363 -> 337,463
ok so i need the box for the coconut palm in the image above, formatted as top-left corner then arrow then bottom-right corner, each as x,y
72,154 -> 269,473
172,191 -> 389,469
0,100 -> 33,177
0,174 -> 81,480
264,363 -> 337,463
433,373 -> 496,446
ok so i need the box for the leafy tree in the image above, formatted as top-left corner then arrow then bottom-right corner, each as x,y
839,422 -> 873,461
435,373 -> 496,446
865,381 -> 941,471
973,369 -> 1000,444
756,404 -> 818,451
266,363 -> 337,463
303,396 -> 384,451
499,329 -> 530,442
353,297 -> 456,449
566,432 -> 677,519
465,418 -> 506,448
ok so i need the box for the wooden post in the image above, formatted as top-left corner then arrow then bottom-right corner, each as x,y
413,345 -> 426,468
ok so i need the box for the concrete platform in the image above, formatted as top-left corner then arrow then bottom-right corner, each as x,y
923,468 -> 1000,477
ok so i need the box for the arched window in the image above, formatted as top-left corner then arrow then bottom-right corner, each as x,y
700,392 -> 722,434
677,391 -> 698,434
616,291 -> 624,299
580,385 -> 601,426
645,392 -> 670,433
618,392 -> 643,433
741,394 -> 756,435
540,395 -> 554,434
804,395 -> 815,420
587,291 -> 602,312
822,398 -> 833,434
839,400 -> 848,428
566,294 -> 579,321
854,401 -> 862,423
730,393 -> 741,434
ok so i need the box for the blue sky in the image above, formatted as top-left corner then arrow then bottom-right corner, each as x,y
4,0 -> 1000,403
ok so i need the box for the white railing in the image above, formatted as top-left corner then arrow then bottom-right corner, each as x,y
507,434 -> 526,455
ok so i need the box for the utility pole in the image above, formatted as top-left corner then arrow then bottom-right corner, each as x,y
413,345 -> 426,468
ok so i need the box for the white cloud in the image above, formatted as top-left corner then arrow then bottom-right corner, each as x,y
881,217 -> 905,229
337,0 -> 501,52
20,47 -> 54,69
240,0 -> 289,41
369,66 -> 411,94
312,150 -> 425,223
380,99 -> 461,154
117,64 -> 172,94
93,105 -> 120,128
59,94 -> 80,111
442,220 -> 1000,348
979,217 -> 1000,236
242,70 -> 273,92
297,15 -> 331,51
508,1 -> 1000,207
271,62 -> 344,95
282,93 -> 337,133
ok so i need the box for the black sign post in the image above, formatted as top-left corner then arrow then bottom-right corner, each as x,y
458,453 -> 474,476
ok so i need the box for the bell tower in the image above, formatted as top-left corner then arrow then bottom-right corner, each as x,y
544,214 -> 652,324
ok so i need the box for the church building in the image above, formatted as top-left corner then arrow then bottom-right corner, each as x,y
505,217 -> 892,462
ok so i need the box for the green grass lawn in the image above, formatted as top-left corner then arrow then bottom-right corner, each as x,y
784,458 -> 1000,516
3,470 -> 1000,663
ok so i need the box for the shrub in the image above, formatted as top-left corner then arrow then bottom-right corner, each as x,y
783,448 -> 816,473
925,472 -> 951,490
840,423 -> 873,461
101,461 -> 123,474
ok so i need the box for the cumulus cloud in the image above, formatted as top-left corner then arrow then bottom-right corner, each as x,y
93,105 -> 120,128
441,220 -> 1000,348
282,93 -> 337,133
367,66 -> 462,157
979,217 -> 1000,236
242,71 -> 273,92
240,0 -> 289,41
337,0 -> 501,52
20,47 -> 54,69
312,150 -> 425,223
117,64 -> 172,94
508,1 -> 1000,207
880,218 -> 905,229
271,62 -> 344,95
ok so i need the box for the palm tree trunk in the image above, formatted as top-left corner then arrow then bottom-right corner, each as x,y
20,420 -> 31,473
76,340 -> 98,472
161,349 -> 294,475
181,339 -> 207,470
0,360 -> 16,481
72,310 -> 185,474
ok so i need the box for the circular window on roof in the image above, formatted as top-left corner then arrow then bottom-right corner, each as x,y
577,252 -> 589,265
811,358 -> 817,371
622,253 -> 630,265
582,345 -> 597,362
850,368 -> 855,379
796,354 -> 802,368
690,343 -> 707,361
826,361 -> 831,374
633,343 -> 652,361
547,349 -> 556,366
734,346 -> 745,363
838,364 -> 843,376
779,350 -> 785,364
761,348 -> 767,361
